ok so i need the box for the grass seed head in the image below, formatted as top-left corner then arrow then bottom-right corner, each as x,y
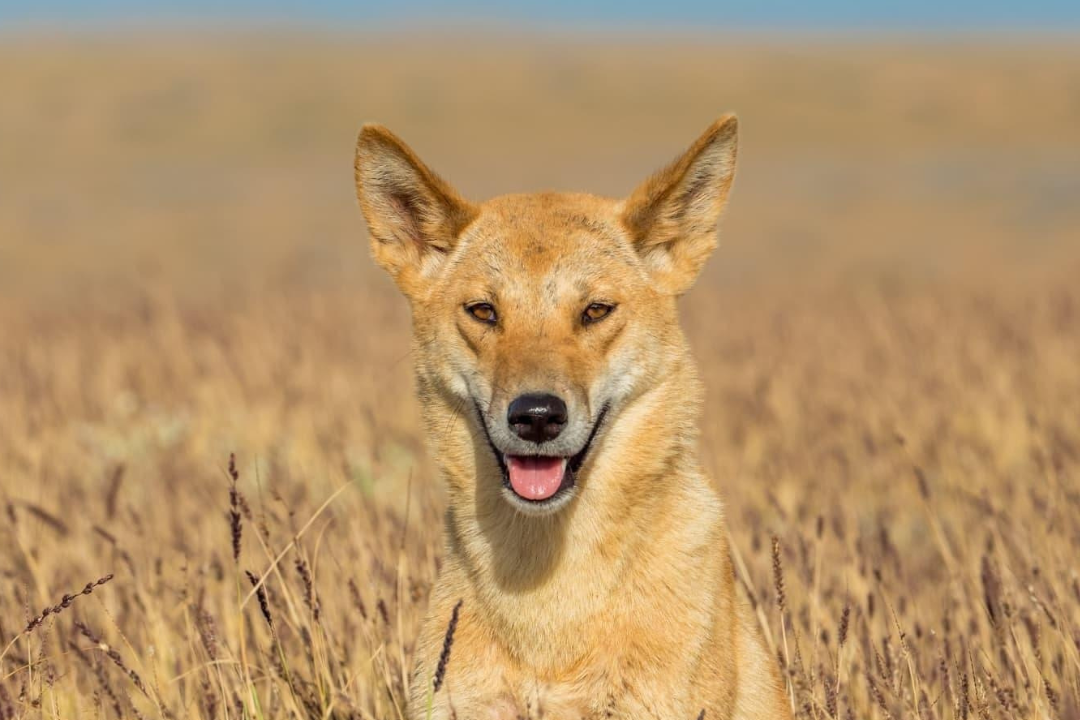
433,600 -> 463,693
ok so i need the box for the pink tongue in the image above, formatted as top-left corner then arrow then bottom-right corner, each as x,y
506,456 -> 567,500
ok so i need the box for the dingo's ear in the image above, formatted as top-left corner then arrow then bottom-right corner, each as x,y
619,115 -> 738,295
355,124 -> 477,295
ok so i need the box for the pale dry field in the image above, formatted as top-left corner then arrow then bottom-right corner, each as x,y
0,34 -> 1079,720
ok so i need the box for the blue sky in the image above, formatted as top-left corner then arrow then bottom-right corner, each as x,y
2,0 -> 1079,31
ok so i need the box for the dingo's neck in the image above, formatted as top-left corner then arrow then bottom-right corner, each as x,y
435,360 -> 720,670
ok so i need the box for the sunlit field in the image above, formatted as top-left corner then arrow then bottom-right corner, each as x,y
1,34 -> 1079,719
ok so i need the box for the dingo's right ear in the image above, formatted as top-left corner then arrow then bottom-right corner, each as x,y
619,115 -> 738,296
354,124 -> 477,295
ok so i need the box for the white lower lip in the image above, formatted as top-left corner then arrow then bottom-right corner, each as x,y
501,484 -> 576,515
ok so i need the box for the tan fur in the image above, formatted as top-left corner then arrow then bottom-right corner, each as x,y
354,117 -> 793,719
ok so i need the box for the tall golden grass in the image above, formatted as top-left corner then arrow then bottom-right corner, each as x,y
1,34 -> 1078,719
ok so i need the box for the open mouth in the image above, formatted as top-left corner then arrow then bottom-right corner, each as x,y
472,401 -> 609,507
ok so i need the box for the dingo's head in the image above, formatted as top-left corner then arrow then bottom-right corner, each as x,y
355,118 -> 737,516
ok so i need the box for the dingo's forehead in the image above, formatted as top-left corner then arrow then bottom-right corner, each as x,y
452,192 -> 640,282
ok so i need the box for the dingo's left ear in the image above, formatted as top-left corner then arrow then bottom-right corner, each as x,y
355,124 -> 477,296
619,115 -> 738,295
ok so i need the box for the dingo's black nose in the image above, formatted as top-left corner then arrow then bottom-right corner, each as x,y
508,393 -> 568,443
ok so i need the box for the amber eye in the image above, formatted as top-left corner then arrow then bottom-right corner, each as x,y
583,302 -> 615,324
466,302 -> 497,325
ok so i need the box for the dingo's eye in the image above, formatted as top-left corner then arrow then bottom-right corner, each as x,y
466,302 -> 497,325
583,303 -> 615,325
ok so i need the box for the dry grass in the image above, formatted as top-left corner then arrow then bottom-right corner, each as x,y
1,33 -> 1079,719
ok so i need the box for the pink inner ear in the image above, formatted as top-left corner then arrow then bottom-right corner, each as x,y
387,191 -> 425,249
680,168 -> 713,211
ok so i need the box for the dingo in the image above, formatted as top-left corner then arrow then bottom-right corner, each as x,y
354,117 -> 791,719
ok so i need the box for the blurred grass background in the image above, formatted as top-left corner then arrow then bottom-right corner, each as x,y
3,35 -> 1079,300
1,25 -> 1079,720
